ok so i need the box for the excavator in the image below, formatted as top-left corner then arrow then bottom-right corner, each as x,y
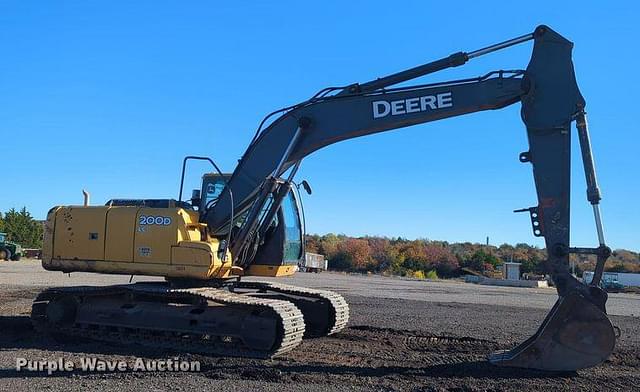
34,25 -> 616,372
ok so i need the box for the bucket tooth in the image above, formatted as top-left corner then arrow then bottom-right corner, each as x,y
489,290 -> 615,372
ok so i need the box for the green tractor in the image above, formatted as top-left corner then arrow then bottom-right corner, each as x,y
0,232 -> 22,261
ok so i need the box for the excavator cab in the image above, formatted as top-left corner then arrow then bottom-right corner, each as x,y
199,173 -> 305,276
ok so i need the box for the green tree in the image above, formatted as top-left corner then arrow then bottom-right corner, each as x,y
462,249 -> 501,273
320,233 -> 341,259
1,207 -> 43,248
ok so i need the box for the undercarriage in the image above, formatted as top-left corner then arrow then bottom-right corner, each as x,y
31,281 -> 349,358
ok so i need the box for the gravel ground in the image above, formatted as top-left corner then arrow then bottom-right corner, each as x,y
1,260 -> 638,391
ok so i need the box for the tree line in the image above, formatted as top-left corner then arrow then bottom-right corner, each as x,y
305,233 -> 640,279
1,205 -> 638,278
0,208 -> 43,248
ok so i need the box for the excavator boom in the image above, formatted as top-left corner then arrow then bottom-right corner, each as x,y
204,25 -> 615,371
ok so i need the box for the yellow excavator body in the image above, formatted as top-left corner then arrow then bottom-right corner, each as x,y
43,205 -> 235,280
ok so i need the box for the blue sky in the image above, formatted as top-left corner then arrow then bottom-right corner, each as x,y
1,2 -> 638,251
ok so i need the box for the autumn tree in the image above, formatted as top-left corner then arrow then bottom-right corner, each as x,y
398,240 -> 429,273
332,238 -> 372,271
425,244 -> 459,277
305,234 -> 321,254
319,233 -> 341,259
367,237 -> 394,272
305,233 -> 638,276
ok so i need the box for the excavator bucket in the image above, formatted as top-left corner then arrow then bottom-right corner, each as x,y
488,290 -> 616,372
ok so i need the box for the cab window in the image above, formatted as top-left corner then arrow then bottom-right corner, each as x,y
282,191 -> 302,261
204,179 -> 226,207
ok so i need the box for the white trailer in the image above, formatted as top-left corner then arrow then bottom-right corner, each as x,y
583,271 -> 640,288
300,252 -> 328,273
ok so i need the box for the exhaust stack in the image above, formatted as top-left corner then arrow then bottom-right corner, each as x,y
82,190 -> 90,206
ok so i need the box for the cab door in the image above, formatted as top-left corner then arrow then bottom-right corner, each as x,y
248,187 -> 305,274
281,188 -> 304,263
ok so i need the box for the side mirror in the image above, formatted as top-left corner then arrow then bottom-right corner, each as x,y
301,180 -> 312,195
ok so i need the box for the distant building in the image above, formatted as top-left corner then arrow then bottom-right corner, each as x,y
502,262 -> 521,281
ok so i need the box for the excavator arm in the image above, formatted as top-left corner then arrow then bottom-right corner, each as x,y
205,25 -> 616,371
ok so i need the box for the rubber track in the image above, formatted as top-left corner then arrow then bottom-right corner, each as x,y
31,284 -> 305,358
236,281 -> 349,335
